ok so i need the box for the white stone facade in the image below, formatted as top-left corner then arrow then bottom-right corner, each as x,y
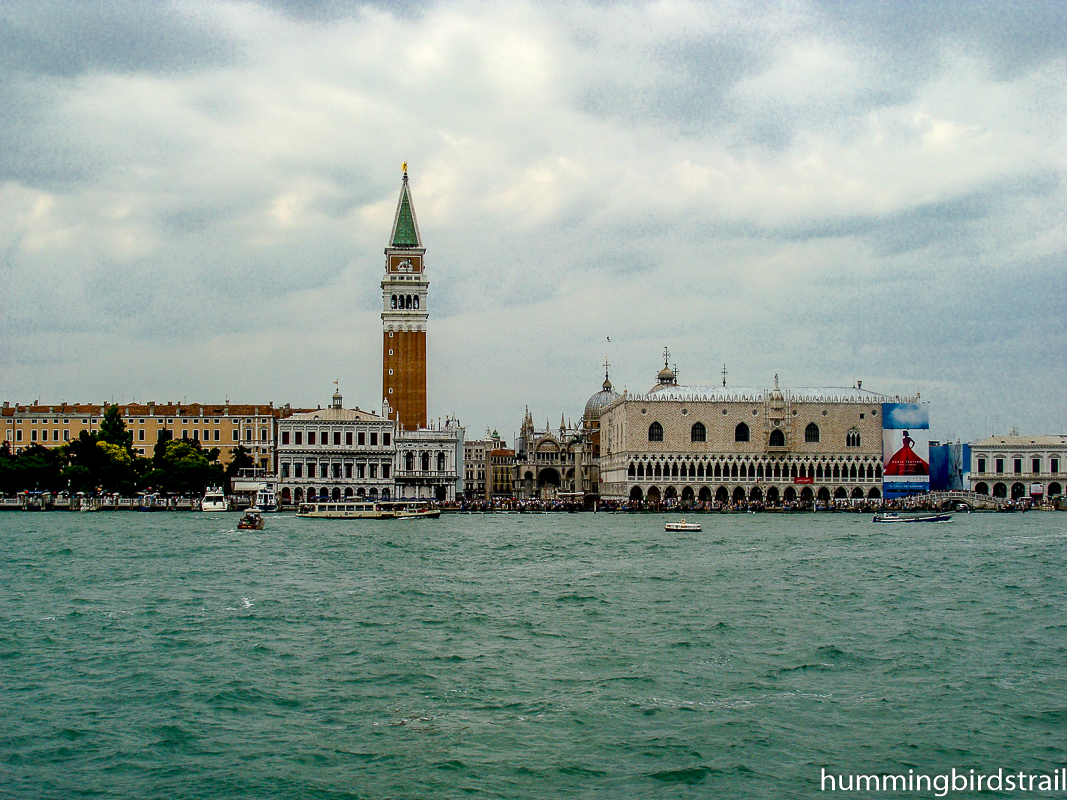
969,435 -> 1066,500
599,365 -> 898,505
395,422 -> 464,502
276,393 -> 396,505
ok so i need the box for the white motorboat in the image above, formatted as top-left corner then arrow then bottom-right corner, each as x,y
200,487 -> 229,512
872,512 -> 952,523
665,518 -> 702,532
255,486 -> 278,512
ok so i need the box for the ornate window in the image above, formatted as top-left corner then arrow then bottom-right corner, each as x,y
769,429 -> 785,447
805,423 -> 820,443
648,422 -> 663,442
691,422 -> 706,442
734,422 -> 749,442
846,428 -> 861,447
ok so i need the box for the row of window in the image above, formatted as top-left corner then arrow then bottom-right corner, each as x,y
974,481 -> 1063,499
281,430 -> 391,446
975,457 -> 1060,475
281,462 -> 391,480
284,487 -> 391,502
627,460 -> 882,482
8,417 -> 268,425
402,452 -> 449,472
8,427 -> 268,443
629,485 -> 882,503
649,421 -> 856,445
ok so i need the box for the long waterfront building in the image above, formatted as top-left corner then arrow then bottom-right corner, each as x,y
2,401 -> 283,471
598,358 -> 908,505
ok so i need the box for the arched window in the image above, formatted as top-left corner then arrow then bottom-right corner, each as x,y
405,452 -> 414,471
437,452 -> 445,472
769,429 -> 785,447
637,463 -> 645,478
734,422 -> 749,442
391,295 -> 397,308
805,423 -> 820,443
421,452 -> 430,471
628,462 -> 636,477
691,422 -> 706,442
413,296 -> 419,309
846,428 -> 861,447
648,422 -> 663,442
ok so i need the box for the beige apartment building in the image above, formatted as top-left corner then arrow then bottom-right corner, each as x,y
2,401 -> 286,472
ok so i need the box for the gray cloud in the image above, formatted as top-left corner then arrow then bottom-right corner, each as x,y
0,0 -> 1063,441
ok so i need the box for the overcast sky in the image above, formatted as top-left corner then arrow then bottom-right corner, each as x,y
1,0 -> 1064,443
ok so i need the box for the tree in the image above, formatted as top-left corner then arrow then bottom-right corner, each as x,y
151,440 -> 225,496
0,444 -> 66,494
99,405 -> 133,453
226,445 -> 254,479
152,428 -> 173,466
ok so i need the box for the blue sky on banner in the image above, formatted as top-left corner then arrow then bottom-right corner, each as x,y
1,0 -> 1064,441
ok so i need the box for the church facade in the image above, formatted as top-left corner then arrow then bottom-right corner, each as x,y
599,355 -> 908,506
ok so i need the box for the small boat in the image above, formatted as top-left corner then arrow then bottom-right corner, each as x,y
200,487 -> 229,512
665,518 -> 702,532
237,510 -> 264,530
872,512 -> 953,523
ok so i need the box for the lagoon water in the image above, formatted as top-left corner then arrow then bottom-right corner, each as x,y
1,511 -> 1065,799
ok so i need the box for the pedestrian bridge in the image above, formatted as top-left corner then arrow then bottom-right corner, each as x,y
924,490 -> 1006,510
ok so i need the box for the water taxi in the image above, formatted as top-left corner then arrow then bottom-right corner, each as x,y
296,500 -> 441,520
237,510 -> 265,530
665,518 -> 702,532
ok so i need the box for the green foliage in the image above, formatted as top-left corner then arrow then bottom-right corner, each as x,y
0,444 -> 66,494
143,439 -> 225,496
0,418 -> 226,498
153,428 -> 172,465
97,440 -> 132,465
99,405 -> 133,452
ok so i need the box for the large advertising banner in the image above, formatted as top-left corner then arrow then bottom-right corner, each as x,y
882,403 -> 930,498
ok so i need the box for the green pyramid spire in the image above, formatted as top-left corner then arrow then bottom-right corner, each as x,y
390,169 -> 422,248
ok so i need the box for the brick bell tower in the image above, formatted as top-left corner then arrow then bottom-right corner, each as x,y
381,164 -> 428,431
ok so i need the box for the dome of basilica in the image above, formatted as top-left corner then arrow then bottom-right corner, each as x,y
583,374 -> 620,428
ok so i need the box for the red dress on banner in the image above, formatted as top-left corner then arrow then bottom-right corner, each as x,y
885,430 -> 929,476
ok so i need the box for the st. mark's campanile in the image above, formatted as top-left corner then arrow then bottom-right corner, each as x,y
381,165 -> 428,431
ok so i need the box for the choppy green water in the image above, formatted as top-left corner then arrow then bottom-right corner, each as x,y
1,511 -> 1065,799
